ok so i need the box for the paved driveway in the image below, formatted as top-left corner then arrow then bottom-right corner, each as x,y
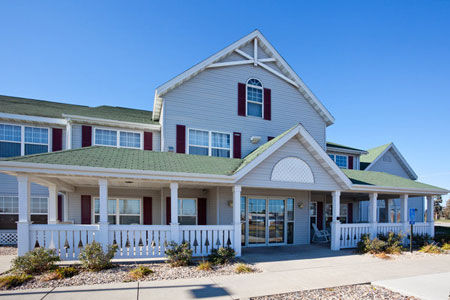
1,245 -> 449,299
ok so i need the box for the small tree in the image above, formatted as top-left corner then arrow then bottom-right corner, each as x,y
434,196 -> 443,220
443,200 -> 450,220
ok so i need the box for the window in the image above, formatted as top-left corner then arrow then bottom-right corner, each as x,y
328,154 -> 348,169
119,131 -> 140,148
241,196 -> 246,246
24,127 -> 49,155
94,128 -> 141,149
0,196 -> 48,214
0,124 -> 49,157
94,198 -> 141,224
246,78 -> 263,117
178,198 -> 197,225
31,197 -> 48,214
287,198 -> 294,244
389,199 -> 401,223
188,129 -> 231,158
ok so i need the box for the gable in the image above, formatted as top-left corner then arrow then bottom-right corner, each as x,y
153,30 -> 334,126
238,138 -> 341,190
367,148 -> 412,179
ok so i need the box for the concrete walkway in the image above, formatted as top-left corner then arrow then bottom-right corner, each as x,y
0,255 -> 15,274
374,272 -> 450,300
0,245 -> 449,299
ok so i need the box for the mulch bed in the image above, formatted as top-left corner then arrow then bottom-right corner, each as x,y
3,261 -> 260,291
0,246 -> 17,256
251,284 -> 418,300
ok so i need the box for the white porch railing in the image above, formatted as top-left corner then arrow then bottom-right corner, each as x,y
29,224 -> 99,260
108,225 -> 171,259
339,224 -> 371,249
337,222 -> 434,249
180,225 -> 234,256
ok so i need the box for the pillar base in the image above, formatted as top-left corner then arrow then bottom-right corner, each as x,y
330,221 -> 341,251
17,221 -> 30,256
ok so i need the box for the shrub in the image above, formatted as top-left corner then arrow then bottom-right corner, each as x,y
208,247 -> 236,265
78,241 -> 117,271
128,266 -> 153,280
55,266 -> 79,279
419,243 -> 443,254
234,263 -> 253,274
165,242 -> 193,267
0,274 -> 32,289
441,243 -> 450,251
379,232 -> 403,254
197,261 -> 212,271
12,247 -> 59,275
357,232 -> 403,254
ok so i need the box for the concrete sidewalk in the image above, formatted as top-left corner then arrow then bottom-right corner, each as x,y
0,246 -> 449,299
374,272 -> 450,300
0,256 -> 15,274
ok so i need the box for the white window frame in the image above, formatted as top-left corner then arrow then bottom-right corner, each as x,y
0,123 -> 50,156
93,197 -> 142,225
187,128 -> 232,158
93,126 -> 143,150
178,198 -> 198,225
328,153 -> 348,169
0,195 -> 48,215
245,78 -> 264,118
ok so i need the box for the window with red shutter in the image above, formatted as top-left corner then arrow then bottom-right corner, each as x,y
176,125 -> 186,153
263,88 -> 271,120
233,132 -> 241,158
52,128 -> 63,151
81,126 -> 92,147
143,197 -> 152,224
237,83 -> 246,116
143,132 -> 153,151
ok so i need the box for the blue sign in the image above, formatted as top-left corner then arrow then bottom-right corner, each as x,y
409,208 -> 416,225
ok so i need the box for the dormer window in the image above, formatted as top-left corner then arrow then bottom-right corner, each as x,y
246,78 -> 263,117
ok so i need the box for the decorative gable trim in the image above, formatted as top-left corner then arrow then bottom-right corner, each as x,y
365,143 -> 418,180
153,30 -> 334,126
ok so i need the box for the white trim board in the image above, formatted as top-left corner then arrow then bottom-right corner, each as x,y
152,30 -> 335,126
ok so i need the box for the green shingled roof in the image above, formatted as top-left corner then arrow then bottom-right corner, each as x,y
1,146 -> 243,176
360,143 -> 392,163
342,169 -> 445,191
326,141 -> 365,152
0,95 -> 158,125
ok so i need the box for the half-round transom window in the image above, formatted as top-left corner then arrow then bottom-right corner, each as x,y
271,157 -> 314,183
246,78 -> 263,117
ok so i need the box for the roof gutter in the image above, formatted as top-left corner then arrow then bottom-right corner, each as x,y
326,146 -> 368,155
349,184 -> 449,195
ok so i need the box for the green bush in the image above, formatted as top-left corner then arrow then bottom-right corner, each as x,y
197,261 -> 212,271
12,247 -> 59,275
0,274 -> 32,289
378,232 -> 403,254
55,266 -> 79,279
128,266 -> 153,280
234,263 -> 254,274
78,241 -> 117,271
164,242 -> 193,267
419,243 -> 443,254
357,232 -> 403,254
207,247 -> 236,265
408,233 -> 433,248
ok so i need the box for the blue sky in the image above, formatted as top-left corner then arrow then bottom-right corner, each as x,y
0,1 -> 449,201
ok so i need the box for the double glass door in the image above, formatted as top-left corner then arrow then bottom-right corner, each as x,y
242,197 -> 290,246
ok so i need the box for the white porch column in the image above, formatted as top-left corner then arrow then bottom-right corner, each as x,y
66,119 -> 72,150
17,175 -> 31,256
232,185 -> 242,256
400,194 -> 409,236
330,190 -> 341,251
98,179 -> 109,250
170,182 -> 180,243
426,196 -> 435,237
48,185 -> 58,224
369,193 -> 378,238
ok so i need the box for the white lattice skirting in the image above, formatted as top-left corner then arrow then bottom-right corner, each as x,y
0,231 -> 18,245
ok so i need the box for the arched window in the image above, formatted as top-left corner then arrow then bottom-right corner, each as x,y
246,78 -> 263,117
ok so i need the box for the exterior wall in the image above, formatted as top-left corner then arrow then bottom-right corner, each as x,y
162,63 -> 327,157
238,139 -> 341,191
369,149 -> 410,178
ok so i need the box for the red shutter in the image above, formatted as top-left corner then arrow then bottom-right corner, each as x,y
57,194 -> 63,222
143,132 -> 153,151
237,83 -> 246,116
198,198 -> 207,225
166,197 -> 171,225
317,202 -> 324,230
81,126 -> 92,147
233,132 -> 241,159
267,136 -> 274,141
81,195 -> 91,224
348,156 -> 354,169
263,88 -> 271,120
176,125 -> 186,153
347,203 -> 353,223
143,197 -> 152,225
52,128 -> 63,152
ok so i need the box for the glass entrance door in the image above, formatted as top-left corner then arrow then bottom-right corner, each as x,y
268,199 -> 285,244
248,198 -> 266,245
